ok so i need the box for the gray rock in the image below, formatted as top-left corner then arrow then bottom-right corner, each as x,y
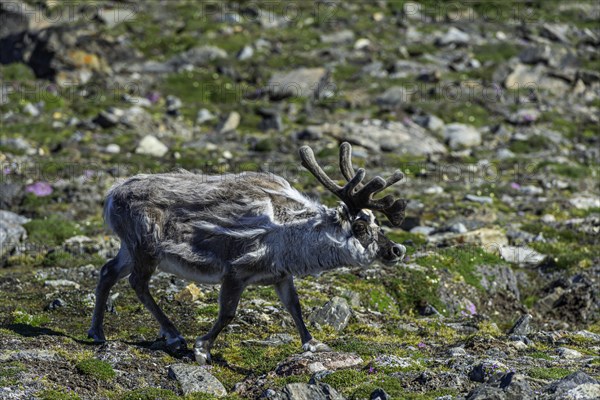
94,108 -> 123,128
437,27 -> 471,46
448,222 -> 468,234
557,347 -> 583,359
569,196 -> 600,210
166,95 -> 182,116
542,372 -> 599,399
443,123 -> 481,149
333,119 -> 447,155
505,64 -> 570,94
466,385 -> 505,400
44,279 -> 80,289
135,135 -> 169,157
541,23 -> 570,43
237,45 -> 254,61
465,194 -> 493,204
375,86 -> 410,109
46,298 -> 66,310
217,111 -> 241,133
267,382 -> 345,400
168,364 -> 227,397
276,351 -> 363,376
499,245 -> 546,266
258,108 -> 283,132
0,210 -> 29,259
104,143 -> 120,154
370,388 -> 390,400
410,226 -> 435,236
196,108 -> 216,125
268,68 -> 329,99
320,30 -> 355,44
309,296 -> 351,332
508,109 -> 540,125
507,314 -> 532,336
296,126 -> 323,141
169,45 -> 227,69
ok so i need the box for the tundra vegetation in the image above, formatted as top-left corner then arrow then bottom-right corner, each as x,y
0,1 -> 598,399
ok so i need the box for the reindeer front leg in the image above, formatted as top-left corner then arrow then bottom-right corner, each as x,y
195,276 -> 246,364
274,276 -> 331,352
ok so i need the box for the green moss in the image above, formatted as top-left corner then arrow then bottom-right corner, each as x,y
368,288 -> 397,313
417,247 -> 503,291
384,269 -> 444,315
36,388 -> 81,400
473,43 -> 521,64
528,367 -> 574,380
11,309 -> 50,327
120,388 -> 178,400
528,350 -> 552,361
0,62 -> 36,81
0,361 -> 26,386
75,358 -> 116,381
24,215 -> 82,247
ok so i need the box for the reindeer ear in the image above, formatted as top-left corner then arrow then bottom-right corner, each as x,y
382,199 -> 408,227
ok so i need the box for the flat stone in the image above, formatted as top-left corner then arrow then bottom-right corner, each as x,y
499,245 -> 546,266
44,279 -> 81,290
268,68 -> 329,99
557,347 -> 583,359
217,111 -> 241,133
168,364 -> 227,397
320,30 -> 355,44
276,352 -> 363,376
0,210 -> 30,259
309,296 -> 351,332
443,123 -> 481,149
135,135 -> 169,157
332,119 -> 447,155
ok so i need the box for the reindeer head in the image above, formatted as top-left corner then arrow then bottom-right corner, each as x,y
299,142 -> 408,266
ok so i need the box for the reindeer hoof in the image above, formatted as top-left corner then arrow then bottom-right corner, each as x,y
302,339 -> 332,353
165,335 -> 187,352
194,339 -> 212,365
87,328 -> 106,343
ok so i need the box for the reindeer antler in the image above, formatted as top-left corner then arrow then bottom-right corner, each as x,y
299,142 -> 408,226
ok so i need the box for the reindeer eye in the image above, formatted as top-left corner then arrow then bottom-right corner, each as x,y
352,220 -> 369,237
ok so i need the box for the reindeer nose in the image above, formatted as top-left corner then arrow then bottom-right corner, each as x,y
391,244 -> 406,259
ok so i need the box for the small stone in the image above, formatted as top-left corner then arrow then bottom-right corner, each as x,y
281,382 -> 345,400
46,298 -> 66,310
166,95 -> 182,116
569,196 -> 600,210
276,352 -> 363,376
508,108 -> 540,125
448,222 -> 468,234
410,226 -> 435,236
295,126 -> 323,141
448,347 -> 467,357
507,314 -> 532,336
443,123 -> 481,149
499,245 -> 546,266
257,108 -> 283,132
320,29 -> 355,44
44,279 -> 80,290
268,68 -> 329,99
370,388 -> 391,400
309,296 -> 351,332
174,283 -> 204,303
104,144 -> 120,154
465,194 -> 493,204
23,102 -> 41,117
196,108 -> 216,125
557,347 -> 583,359
0,210 -> 30,259
94,108 -> 123,128
237,45 -> 254,61
135,135 -> 169,157
437,27 -> 470,46
354,38 -> 371,50
168,364 -> 227,397
375,86 -> 410,109
541,214 -> 556,223
217,111 -> 241,133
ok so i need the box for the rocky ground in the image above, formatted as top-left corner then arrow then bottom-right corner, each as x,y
0,0 -> 599,399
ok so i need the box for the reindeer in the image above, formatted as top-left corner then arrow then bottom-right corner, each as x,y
88,142 -> 407,364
